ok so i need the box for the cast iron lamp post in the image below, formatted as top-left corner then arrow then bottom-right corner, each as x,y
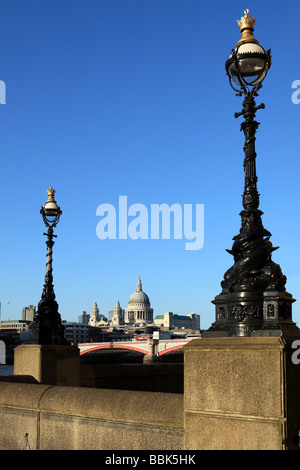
204,10 -> 297,337
28,185 -> 67,344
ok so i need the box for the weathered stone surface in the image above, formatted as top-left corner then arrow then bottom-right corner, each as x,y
183,336 -> 300,450
2,335 -> 300,450
13,344 -> 80,386
0,382 -> 184,450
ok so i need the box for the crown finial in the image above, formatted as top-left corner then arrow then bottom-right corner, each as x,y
236,9 -> 259,47
45,185 -> 57,203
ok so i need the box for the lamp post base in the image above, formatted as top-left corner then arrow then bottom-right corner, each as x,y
26,299 -> 68,346
203,288 -> 297,338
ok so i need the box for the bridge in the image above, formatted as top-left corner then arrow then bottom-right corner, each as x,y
79,337 -> 198,358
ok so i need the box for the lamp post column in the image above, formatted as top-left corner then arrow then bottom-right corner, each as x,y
238,93 -> 263,213
27,186 -> 66,345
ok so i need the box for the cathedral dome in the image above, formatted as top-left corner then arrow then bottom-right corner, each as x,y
128,275 -> 150,306
128,291 -> 150,305
125,275 -> 154,325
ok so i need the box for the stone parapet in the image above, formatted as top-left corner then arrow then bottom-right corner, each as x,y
0,382 -> 184,450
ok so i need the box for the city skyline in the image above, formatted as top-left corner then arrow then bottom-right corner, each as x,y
1,0 -> 300,331
1,274 -> 200,327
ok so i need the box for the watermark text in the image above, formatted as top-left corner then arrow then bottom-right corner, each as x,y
0,80 -> 6,104
291,80 -> 300,104
96,196 -> 204,251
292,340 -> 300,364
0,340 -> 6,364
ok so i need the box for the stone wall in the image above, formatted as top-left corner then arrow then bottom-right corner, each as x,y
2,336 -> 300,450
0,382 -> 184,450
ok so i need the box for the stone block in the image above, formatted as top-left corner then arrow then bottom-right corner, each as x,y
184,336 -> 300,450
14,344 -> 80,386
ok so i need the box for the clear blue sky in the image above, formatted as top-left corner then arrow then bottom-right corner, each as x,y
0,0 -> 299,330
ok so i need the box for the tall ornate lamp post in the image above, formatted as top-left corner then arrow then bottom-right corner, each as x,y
205,10 -> 297,337
28,185 -> 67,344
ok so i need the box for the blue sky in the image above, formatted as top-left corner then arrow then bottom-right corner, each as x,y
0,0 -> 299,330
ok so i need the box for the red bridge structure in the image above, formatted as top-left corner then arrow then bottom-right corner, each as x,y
79,337 -> 197,360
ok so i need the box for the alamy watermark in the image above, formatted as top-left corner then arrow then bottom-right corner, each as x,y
0,340 -> 6,364
291,340 -> 300,365
96,196 -> 204,251
0,80 -> 6,104
291,80 -> 300,104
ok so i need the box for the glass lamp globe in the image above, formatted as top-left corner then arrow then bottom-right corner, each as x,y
41,185 -> 62,227
226,43 -> 270,88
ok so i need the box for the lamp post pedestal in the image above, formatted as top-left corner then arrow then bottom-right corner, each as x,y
14,344 -> 80,386
184,335 -> 300,450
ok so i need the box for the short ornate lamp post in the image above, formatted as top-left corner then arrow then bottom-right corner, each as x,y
28,185 -> 67,344
204,10 -> 297,337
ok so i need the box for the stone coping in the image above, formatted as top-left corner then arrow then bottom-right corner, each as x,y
0,382 -> 184,427
183,336 -> 287,350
